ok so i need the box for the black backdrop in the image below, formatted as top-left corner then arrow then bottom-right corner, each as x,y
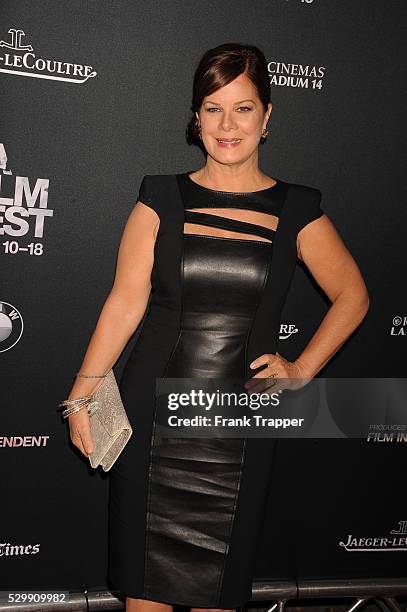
1,0 -> 407,595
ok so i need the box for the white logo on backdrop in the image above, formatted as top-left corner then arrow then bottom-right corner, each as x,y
0,435 -> 50,447
391,316 -> 407,336
0,301 -> 23,352
279,323 -> 298,340
0,144 -> 52,256
339,521 -> 407,552
268,61 -> 325,90
0,542 -> 40,556
0,28 -> 97,83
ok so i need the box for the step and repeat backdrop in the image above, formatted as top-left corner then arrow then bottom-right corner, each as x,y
1,0 -> 406,597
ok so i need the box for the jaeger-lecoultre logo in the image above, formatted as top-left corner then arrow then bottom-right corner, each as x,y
0,28 -> 97,83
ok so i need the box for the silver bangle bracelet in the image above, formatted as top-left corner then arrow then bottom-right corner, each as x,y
57,394 -> 93,419
61,404 -> 89,419
57,371 -> 108,419
58,395 -> 93,407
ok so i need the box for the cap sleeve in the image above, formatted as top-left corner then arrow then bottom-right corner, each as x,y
298,188 -> 324,232
137,175 -> 161,218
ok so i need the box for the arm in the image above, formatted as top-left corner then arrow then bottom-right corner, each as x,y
294,214 -> 370,377
66,201 -> 160,456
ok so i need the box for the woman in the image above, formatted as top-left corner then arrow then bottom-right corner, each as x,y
64,43 -> 369,612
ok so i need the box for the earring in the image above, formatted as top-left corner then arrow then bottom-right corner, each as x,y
261,127 -> 269,139
198,123 -> 202,140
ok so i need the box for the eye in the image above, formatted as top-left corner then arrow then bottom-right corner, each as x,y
205,106 -> 253,112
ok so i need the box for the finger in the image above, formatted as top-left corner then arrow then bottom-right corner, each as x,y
255,380 -> 279,395
78,429 -> 94,455
244,376 -> 263,392
250,377 -> 290,397
68,413 -> 93,454
245,372 -> 275,391
249,354 -> 273,369
70,430 -> 87,457
70,426 -> 93,457
251,369 -> 278,379
76,438 -> 88,458
245,374 -> 278,394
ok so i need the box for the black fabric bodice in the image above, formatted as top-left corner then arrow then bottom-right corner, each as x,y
163,173 -> 284,378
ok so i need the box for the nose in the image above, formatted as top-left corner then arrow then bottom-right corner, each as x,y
219,109 -> 238,132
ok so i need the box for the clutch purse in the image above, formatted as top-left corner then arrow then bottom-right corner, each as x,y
85,369 -> 133,471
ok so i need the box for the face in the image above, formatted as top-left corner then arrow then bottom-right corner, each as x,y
196,73 -> 272,164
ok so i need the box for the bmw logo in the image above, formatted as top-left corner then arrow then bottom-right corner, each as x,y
0,301 -> 24,352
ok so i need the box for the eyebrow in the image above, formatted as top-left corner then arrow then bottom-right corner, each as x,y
204,99 -> 255,105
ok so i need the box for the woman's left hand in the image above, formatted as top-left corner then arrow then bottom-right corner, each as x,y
244,352 -> 312,394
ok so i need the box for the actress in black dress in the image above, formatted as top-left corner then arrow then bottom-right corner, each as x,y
66,43 -> 369,612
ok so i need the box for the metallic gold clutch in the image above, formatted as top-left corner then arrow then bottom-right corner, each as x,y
85,369 -> 133,472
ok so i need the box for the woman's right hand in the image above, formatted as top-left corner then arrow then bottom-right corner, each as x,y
68,408 -> 94,458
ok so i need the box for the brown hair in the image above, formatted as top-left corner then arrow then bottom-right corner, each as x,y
186,42 -> 271,147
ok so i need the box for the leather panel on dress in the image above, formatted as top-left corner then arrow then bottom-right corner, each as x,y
143,233 -> 271,604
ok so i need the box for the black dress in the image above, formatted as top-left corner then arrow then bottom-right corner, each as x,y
107,172 -> 324,608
